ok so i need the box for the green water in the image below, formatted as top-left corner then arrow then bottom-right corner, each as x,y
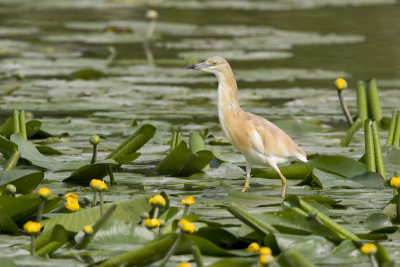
0,0 -> 400,266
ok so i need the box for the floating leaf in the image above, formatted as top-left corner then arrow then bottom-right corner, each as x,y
107,124 -> 156,160
252,163 -> 312,180
0,205 -> 18,234
10,133 -> 86,171
276,249 -> 315,267
312,169 -> 385,189
36,145 -> 62,155
0,135 -> 17,159
365,213 -> 397,234
34,224 -> 69,256
42,195 -> 150,233
0,194 -> 62,226
101,233 -> 248,266
227,202 -> 278,236
267,234 -> 334,260
311,155 -> 367,178
156,141 -> 213,176
63,159 -> 118,184
70,69 -> 104,80
0,170 -> 44,194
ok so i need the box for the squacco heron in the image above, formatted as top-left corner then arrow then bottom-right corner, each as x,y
186,56 -> 307,198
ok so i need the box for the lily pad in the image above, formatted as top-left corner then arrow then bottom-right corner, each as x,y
0,170 -> 44,194
155,141 -> 213,176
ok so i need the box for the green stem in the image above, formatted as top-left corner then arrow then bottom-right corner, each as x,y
100,191 -> 104,216
159,231 -> 184,267
182,205 -> 190,218
357,80 -> 368,125
30,235 -> 35,256
364,120 -> 376,172
36,199 -> 45,222
19,110 -> 27,140
368,78 -> 382,123
90,144 -> 98,164
338,90 -> 353,126
369,254 -> 379,267
153,207 -> 159,219
13,109 -> 20,134
299,198 -> 360,240
397,189 -> 400,224
191,245 -> 204,267
386,110 -> 398,146
92,192 -> 98,207
107,166 -> 116,185
4,151 -> 20,170
371,121 -> 386,180
341,117 -> 362,147
75,205 -> 117,249
392,111 -> 400,147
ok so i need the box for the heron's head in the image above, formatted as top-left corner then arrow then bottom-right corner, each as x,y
185,56 -> 230,74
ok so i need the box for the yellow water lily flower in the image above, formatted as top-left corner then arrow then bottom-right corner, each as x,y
90,179 -> 107,191
145,218 -> 161,229
83,225 -> 93,235
149,195 -> 166,208
38,187 -> 51,199
259,253 -> 274,266
65,193 -> 80,211
23,221 -> 41,234
390,176 -> 400,189
178,262 -> 191,267
259,246 -> 272,255
180,196 -> 195,206
335,78 -> 347,90
178,219 -> 195,234
361,243 -> 377,255
246,242 -> 260,253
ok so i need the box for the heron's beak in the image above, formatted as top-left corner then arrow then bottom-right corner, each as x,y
185,61 -> 211,70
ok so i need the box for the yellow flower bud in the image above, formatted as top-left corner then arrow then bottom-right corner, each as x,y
145,218 -> 161,229
180,196 -> 195,206
146,10 -> 158,20
390,176 -> 400,189
149,195 -> 166,208
259,246 -> 272,255
38,187 -> 51,199
90,179 -> 107,191
23,221 -> 41,234
65,193 -> 80,211
361,243 -> 377,255
178,219 -> 195,234
335,78 -> 347,90
83,225 -> 93,235
246,242 -> 260,253
259,253 -> 274,265
89,135 -> 100,145
178,263 -> 191,267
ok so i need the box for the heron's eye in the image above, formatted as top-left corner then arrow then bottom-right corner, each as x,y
207,60 -> 216,66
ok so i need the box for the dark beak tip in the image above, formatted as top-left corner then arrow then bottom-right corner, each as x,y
184,64 -> 195,69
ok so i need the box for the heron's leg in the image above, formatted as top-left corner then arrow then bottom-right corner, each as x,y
242,161 -> 252,192
267,160 -> 287,198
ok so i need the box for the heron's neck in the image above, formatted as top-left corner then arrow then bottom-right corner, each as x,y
216,69 -> 241,117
